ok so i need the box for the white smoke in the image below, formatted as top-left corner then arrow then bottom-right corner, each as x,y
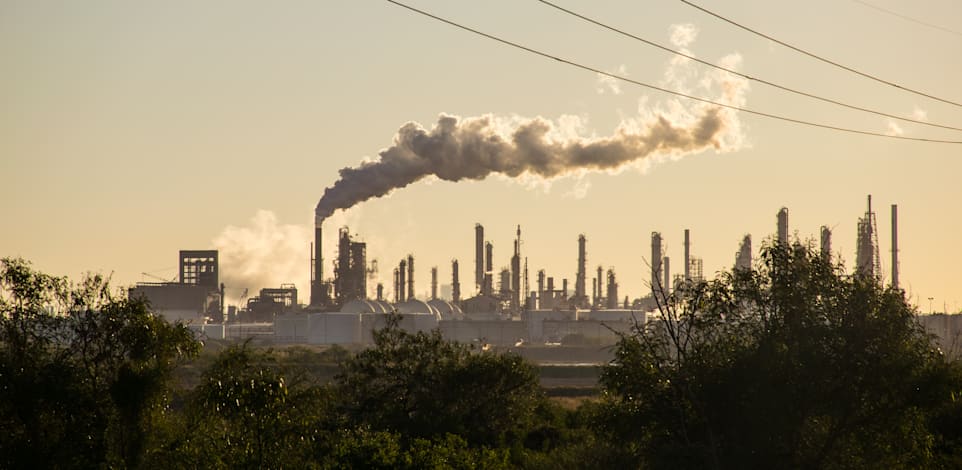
315,60 -> 749,220
213,210 -> 309,305
670,23 -> 699,48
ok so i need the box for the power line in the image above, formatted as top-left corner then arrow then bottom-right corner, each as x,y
384,0 -> 962,144
851,0 -> 962,37
678,0 -> 962,108
537,0 -> 962,132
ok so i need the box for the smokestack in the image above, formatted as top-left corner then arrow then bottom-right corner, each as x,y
376,283 -> 384,301
576,235 -> 587,306
407,254 -> 415,300
684,229 -> 691,281
663,256 -> 671,295
652,232 -> 663,297
431,266 -> 438,300
891,204 -> 899,289
452,259 -> 461,303
736,234 -> 752,271
475,224 -> 484,291
398,260 -> 406,303
485,242 -> 493,274
393,268 -> 399,303
820,226 -> 832,262
777,208 -> 789,244
537,270 -> 545,309
562,278 -> 568,299
311,216 -> 324,306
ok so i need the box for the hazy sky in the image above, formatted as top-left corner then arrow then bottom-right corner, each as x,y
3,0 -> 961,312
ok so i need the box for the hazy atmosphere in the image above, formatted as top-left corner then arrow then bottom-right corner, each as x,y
3,0 -> 961,310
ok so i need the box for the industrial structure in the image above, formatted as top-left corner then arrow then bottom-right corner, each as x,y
129,250 -> 224,323
735,234 -> 752,271
174,194 -> 920,349
856,195 -> 882,280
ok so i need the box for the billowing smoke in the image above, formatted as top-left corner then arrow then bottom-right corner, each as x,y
315,32 -> 748,221
213,210 -> 309,304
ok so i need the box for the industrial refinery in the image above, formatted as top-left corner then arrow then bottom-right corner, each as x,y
125,194 -> 954,350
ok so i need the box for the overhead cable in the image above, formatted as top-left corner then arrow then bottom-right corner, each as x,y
851,0 -> 962,37
384,0 -> 962,144
537,0 -> 962,132
678,0 -> 962,108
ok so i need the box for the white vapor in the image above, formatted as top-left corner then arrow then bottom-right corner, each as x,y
213,210 -> 309,305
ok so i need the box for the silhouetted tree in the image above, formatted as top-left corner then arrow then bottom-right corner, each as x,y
599,242 -> 962,469
334,315 -> 543,448
0,257 -> 199,468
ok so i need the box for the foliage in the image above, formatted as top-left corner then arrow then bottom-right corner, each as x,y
599,241 -> 962,469
0,257 -> 199,468
334,315 -> 544,448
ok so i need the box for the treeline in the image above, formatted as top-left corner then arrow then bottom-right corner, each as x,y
3,243 -> 962,469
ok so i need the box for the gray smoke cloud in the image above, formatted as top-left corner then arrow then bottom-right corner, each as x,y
315,53 -> 747,221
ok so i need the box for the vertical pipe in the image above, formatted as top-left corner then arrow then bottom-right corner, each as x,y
475,224 -> 484,290
891,204 -> 899,289
485,242 -> 493,274
431,266 -> 438,300
684,229 -> 691,281
777,208 -> 789,245
407,254 -> 415,301
398,260 -> 406,303
652,232 -> 663,295
663,256 -> 671,295
452,259 -> 461,303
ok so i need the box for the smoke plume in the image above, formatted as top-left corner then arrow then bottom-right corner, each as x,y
315,46 -> 748,221
213,210 -> 309,304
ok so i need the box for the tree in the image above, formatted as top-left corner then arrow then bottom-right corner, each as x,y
334,315 -> 544,448
599,242 -> 962,469
0,257 -> 199,468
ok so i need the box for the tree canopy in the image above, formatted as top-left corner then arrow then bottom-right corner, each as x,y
599,241 -> 962,469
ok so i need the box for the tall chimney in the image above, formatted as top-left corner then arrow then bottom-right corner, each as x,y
684,229 -> 691,281
663,256 -> 671,295
393,268 -> 399,303
562,278 -> 568,299
398,260 -> 406,303
652,232 -> 663,296
452,259 -> 461,303
431,266 -> 438,300
376,283 -> 384,301
820,226 -> 832,262
311,216 -> 324,306
537,270 -> 545,309
777,208 -> 789,244
575,235 -> 587,305
407,254 -> 415,300
475,224 -> 484,291
485,242 -> 493,274
891,204 -> 899,289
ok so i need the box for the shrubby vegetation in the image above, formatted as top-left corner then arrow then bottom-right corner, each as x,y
3,243 -> 962,469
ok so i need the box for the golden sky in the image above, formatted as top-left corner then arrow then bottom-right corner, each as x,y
2,0 -> 961,312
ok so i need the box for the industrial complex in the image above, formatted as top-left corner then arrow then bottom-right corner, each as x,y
129,194 -> 960,352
